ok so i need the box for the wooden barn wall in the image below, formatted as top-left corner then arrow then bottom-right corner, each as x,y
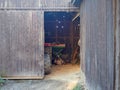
0,11 -> 44,79
115,0 -> 120,89
80,0 -> 114,90
0,0 -> 72,8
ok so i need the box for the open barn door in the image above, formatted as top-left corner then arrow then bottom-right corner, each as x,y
0,11 -> 44,79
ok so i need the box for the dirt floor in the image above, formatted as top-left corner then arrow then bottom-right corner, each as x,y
0,64 -> 86,90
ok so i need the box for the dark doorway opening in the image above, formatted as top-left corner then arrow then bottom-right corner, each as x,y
44,12 -> 80,75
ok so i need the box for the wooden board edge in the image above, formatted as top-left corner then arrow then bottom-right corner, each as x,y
2,76 -> 44,80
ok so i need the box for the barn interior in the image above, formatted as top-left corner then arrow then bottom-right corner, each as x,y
43,0 -> 80,75
44,12 -> 80,63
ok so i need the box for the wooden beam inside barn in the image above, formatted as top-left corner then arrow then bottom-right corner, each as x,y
72,12 -> 80,21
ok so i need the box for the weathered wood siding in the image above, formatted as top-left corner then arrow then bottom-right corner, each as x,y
0,11 -> 44,79
0,0 -> 72,8
80,0 -> 114,90
115,0 -> 120,89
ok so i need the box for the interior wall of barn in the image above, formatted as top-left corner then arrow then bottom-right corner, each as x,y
80,0 -> 114,90
72,17 -> 80,51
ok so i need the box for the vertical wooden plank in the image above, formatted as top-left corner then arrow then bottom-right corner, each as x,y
0,11 -> 10,76
106,0 -> 114,90
115,0 -> 120,89
80,0 -> 86,72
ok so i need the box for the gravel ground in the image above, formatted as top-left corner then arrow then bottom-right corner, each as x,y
0,64 -> 86,90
